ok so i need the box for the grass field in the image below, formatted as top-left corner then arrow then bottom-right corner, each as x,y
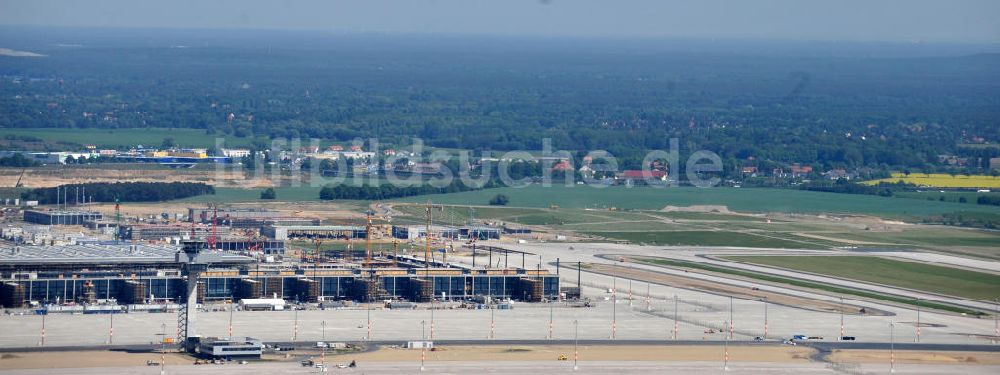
395,185 -> 1000,219
391,203 -> 773,230
864,172 -> 1000,188
819,228 -> 1000,249
722,255 -> 1000,300
634,257 -> 983,315
0,128 -> 261,149
895,191 -> 1000,204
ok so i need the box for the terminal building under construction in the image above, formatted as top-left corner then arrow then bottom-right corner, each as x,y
0,243 -> 559,308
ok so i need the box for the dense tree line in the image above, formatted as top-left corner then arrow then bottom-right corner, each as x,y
21,182 -> 214,203
0,154 -> 39,167
2,30 -> 999,174
977,196 -> 1000,206
799,179 -> 894,197
318,179 -> 495,201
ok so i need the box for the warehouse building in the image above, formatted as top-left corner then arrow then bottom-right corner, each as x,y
0,244 -> 558,307
262,225 -> 366,240
23,210 -> 103,226
119,224 -> 231,241
189,208 -> 280,224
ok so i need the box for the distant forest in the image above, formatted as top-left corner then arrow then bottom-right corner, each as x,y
21,182 -> 215,203
1,28 -> 999,172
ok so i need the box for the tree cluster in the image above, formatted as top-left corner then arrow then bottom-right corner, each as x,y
21,182 -> 215,203
318,180 -> 489,201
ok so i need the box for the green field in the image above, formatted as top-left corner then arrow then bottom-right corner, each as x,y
895,191 -> 1000,205
176,186 -> 325,203
634,257 -> 982,315
723,255 -> 1000,300
395,185 -> 1000,219
585,230 -> 829,248
818,228 -> 1000,249
0,128 -> 261,149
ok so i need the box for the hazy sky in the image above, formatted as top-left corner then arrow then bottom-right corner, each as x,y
1,0 -> 998,43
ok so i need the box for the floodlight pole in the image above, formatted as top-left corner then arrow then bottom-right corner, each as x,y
573,319 -> 579,371
890,320 -> 896,373
729,296 -> 734,340
160,323 -> 166,375
839,296 -> 845,341
763,297 -> 768,340
292,308 -> 298,341
40,313 -> 45,347
611,274 -> 617,339
723,320 -> 730,371
673,295 -> 678,340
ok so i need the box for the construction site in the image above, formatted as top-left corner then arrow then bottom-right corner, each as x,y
1,198 -> 999,375
0,199 -> 561,356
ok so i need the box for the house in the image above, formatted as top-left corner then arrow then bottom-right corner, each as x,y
823,169 -> 851,180
299,146 -> 319,154
221,149 -> 250,158
328,145 -> 344,152
741,166 -> 758,175
789,164 -> 813,177
412,162 -> 443,174
990,158 -> 1000,171
340,151 -> 375,160
349,145 -> 363,152
383,149 -> 397,156
551,160 -> 573,172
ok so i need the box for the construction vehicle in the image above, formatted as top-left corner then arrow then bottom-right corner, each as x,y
14,169 -> 26,188
557,355 -> 568,361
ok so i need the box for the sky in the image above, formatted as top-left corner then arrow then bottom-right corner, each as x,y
1,0 -> 998,43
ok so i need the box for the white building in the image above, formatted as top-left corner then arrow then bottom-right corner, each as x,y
239,298 -> 286,311
221,148 -> 251,158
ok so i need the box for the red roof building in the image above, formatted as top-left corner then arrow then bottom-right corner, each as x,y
551,160 -> 574,172
789,164 -> 813,176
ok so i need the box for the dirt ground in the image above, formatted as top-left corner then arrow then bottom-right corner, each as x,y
4,346 -> 999,370
827,350 -> 1000,365
585,262 -> 884,316
0,167 -> 250,188
82,200 -> 365,223
0,345 -> 813,370
0,350 -> 190,370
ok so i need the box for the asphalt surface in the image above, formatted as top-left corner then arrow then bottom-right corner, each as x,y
3,339 -> 998,354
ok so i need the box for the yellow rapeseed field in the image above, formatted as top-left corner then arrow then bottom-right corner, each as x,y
863,173 -> 1000,188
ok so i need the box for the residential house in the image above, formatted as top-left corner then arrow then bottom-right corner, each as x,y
789,164 -> 813,177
